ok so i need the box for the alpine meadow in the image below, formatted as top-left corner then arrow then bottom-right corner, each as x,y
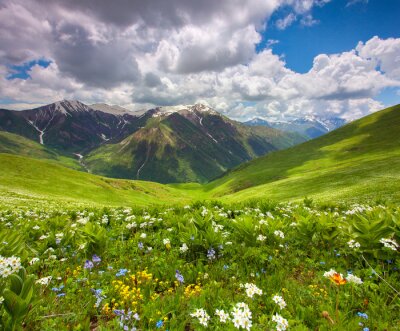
0,1 -> 399,330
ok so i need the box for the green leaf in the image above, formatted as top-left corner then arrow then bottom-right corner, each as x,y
20,275 -> 34,303
9,275 -> 23,296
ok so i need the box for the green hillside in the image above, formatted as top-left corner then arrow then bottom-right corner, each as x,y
85,111 -> 303,183
203,104 -> 400,203
0,154 -> 191,207
0,131 -> 82,170
0,104 -> 399,207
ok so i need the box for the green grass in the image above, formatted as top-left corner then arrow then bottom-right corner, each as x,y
0,131 -> 83,170
201,104 -> 400,203
0,104 -> 399,207
0,154 -> 192,208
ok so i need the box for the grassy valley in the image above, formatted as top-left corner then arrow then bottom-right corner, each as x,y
0,154 -> 192,208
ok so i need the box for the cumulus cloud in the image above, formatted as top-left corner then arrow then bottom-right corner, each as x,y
356,36 -> 400,79
0,0 -> 399,121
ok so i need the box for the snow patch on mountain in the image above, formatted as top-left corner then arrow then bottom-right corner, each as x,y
152,104 -> 218,118
90,103 -> 131,115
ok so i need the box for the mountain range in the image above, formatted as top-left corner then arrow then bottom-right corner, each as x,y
243,115 -> 347,139
1,103 -> 398,207
0,100 -> 305,183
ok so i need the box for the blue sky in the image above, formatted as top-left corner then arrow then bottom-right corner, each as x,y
6,59 -> 51,80
256,0 -> 400,107
0,0 -> 399,119
259,0 -> 400,72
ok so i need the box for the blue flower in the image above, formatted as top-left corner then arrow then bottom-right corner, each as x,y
116,268 -> 128,277
138,242 -> 144,250
84,260 -> 94,269
363,328 -> 370,331
207,247 -> 216,260
52,285 -> 65,292
92,254 -> 101,264
175,270 -> 184,284
357,312 -> 368,319
113,309 -> 125,316
223,265 -> 229,270
156,320 -> 163,328
56,293 -> 66,297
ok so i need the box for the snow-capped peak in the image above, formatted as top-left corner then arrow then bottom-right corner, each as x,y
48,100 -> 91,114
152,103 -> 217,118
90,103 -> 131,115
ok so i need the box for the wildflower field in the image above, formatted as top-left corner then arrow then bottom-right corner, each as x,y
0,200 -> 399,330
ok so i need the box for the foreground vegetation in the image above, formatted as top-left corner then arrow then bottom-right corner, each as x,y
0,200 -> 399,330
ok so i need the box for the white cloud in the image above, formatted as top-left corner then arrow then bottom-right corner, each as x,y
0,0 -> 399,121
276,13 -> 297,30
300,14 -> 319,27
346,0 -> 368,8
356,36 -> 400,79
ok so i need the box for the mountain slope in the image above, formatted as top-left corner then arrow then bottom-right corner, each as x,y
0,100 -> 145,153
244,116 -> 346,139
0,153 -> 191,207
0,131 -> 82,170
205,104 -> 400,202
85,104 -> 305,183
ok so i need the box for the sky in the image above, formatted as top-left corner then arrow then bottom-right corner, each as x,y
0,0 -> 399,121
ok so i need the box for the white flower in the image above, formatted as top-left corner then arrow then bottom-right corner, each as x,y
179,243 -> 188,253
77,217 -> 88,225
380,238 -> 399,251
272,313 -> 289,331
140,233 -> 147,239
163,238 -> 170,245
272,295 -> 287,310
190,308 -> 210,327
231,302 -> 252,330
32,225 -> 40,230
36,276 -> 52,285
0,296 -> 4,304
346,274 -> 363,284
323,269 -> 337,278
29,257 -> 40,265
0,256 -> 21,278
347,239 -> 361,249
215,309 -> 230,323
257,234 -> 267,242
274,230 -> 285,239
241,283 -> 262,299
126,222 -> 137,229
